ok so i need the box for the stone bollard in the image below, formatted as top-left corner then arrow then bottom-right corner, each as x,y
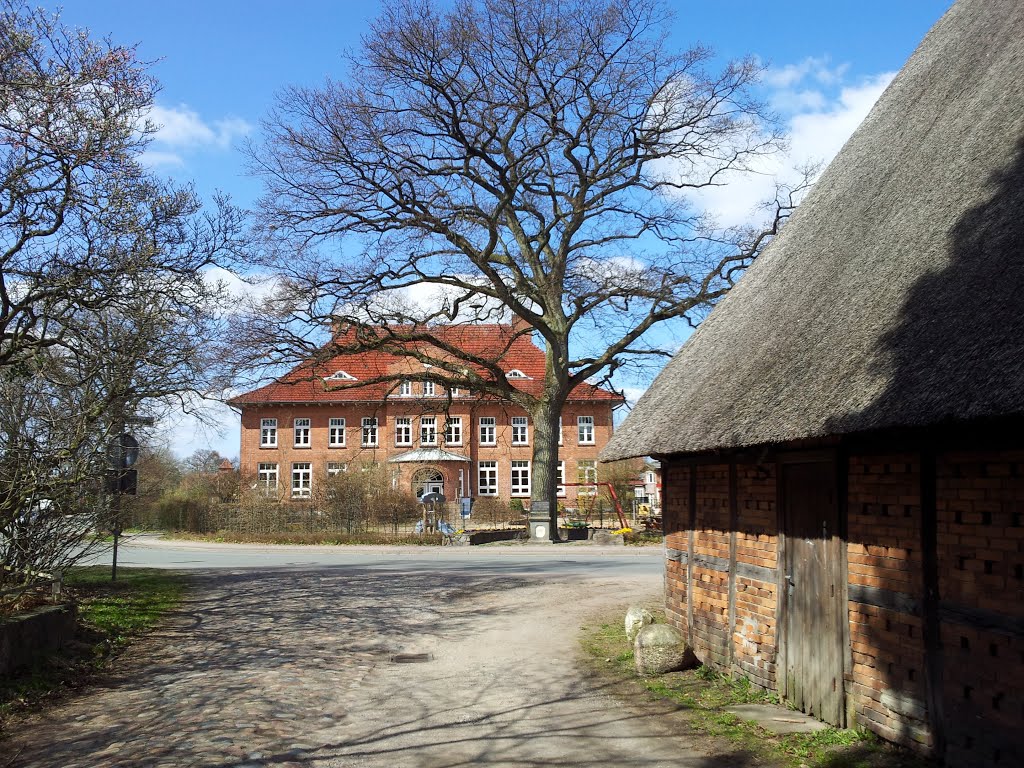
624,605 -> 654,643
634,624 -> 696,675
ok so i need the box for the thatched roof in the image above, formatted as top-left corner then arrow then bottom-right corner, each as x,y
603,0 -> 1024,461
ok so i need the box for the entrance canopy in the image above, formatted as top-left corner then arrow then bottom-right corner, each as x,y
388,448 -> 470,463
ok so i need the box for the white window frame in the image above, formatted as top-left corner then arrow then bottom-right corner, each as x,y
361,416 -> 379,447
257,463 -> 278,493
398,380 -> 412,396
291,462 -> 312,498
479,416 -> 496,446
420,415 -> 437,446
577,460 -> 597,494
577,415 -> 595,445
395,416 -> 412,446
260,418 -> 278,448
450,387 -> 461,398
326,462 -> 346,476
294,417 -> 311,448
511,460 -> 531,497
328,417 -> 346,447
423,381 -> 435,396
556,460 -> 565,497
511,416 -> 528,446
478,461 -> 498,496
558,416 -> 563,446
444,416 -> 462,446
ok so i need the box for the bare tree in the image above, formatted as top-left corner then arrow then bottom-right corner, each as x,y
0,2 -> 246,594
243,0 -> 806,538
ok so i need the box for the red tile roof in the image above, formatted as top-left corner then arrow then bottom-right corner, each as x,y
228,323 -> 623,406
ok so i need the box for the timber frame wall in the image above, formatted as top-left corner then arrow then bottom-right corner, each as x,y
660,433 -> 1023,768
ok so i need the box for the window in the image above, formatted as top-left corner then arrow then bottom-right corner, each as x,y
450,387 -> 461,398
444,416 -> 462,446
398,380 -> 412,396
423,381 -> 435,396
558,416 -> 563,446
556,461 -> 565,497
506,369 -> 530,379
511,460 -> 531,496
294,417 -> 311,448
478,461 -> 497,496
479,416 -> 496,445
329,417 -> 346,447
326,462 -> 346,476
257,463 -> 278,493
324,370 -> 357,381
577,415 -> 595,444
420,416 -> 437,445
395,417 -> 412,446
577,460 -> 597,493
260,418 -> 277,447
361,417 -> 378,447
291,462 -> 312,498
511,416 -> 528,445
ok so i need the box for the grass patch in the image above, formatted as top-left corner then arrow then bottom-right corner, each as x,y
580,607 -> 934,768
164,530 -> 448,546
0,567 -> 186,731
622,530 -> 664,546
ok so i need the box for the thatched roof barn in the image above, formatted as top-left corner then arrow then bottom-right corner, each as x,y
603,0 -> 1024,463
603,2 -> 1024,765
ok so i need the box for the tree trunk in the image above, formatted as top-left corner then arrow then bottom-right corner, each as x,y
530,345 -> 569,541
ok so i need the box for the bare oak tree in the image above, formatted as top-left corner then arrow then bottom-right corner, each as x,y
245,0 -> 804,538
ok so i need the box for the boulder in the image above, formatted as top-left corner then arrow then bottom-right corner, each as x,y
590,529 -> 624,546
633,624 -> 696,675
624,605 -> 654,643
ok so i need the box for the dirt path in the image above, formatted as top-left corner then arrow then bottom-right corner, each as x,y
4,564 -> 757,767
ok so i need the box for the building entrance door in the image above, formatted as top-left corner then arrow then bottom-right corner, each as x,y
413,469 -> 444,499
780,459 -> 845,726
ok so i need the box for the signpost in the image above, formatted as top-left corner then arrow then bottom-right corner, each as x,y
107,417 -> 152,581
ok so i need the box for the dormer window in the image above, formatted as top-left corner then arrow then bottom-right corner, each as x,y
325,370 -> 357,381
398,380 -> 412,396
423,381 -> 436,396
506,369 -> 530,379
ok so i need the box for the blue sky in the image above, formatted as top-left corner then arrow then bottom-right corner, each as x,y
46,0 -> 952,459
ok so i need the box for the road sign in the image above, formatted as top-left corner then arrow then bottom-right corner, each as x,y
109,433 -> 140,468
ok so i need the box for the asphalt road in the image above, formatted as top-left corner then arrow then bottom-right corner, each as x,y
84,534 -> 666,578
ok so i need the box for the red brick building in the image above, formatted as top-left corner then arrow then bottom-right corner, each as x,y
229,322 -> 622,509
604,3 -> 1023,766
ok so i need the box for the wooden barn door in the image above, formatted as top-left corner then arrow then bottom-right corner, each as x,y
780,459 -> 845,726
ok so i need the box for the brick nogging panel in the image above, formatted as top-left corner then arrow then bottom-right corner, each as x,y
935,451 -> 1024,768
732,463 -> 778,690
691,464 -> 731,667
846,454 -> 930,750
662,463 -> 690,633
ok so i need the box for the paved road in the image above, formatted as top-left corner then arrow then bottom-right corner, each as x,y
86,534 -> 665,577
6,543 -> 761,767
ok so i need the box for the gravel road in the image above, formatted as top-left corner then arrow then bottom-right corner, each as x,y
4,557 -> 758,767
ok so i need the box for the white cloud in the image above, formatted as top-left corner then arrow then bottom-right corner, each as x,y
682,65 -> 896,230
148,104 -> 252,149
763,56 -> 849,89
138,104 -> 252,169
